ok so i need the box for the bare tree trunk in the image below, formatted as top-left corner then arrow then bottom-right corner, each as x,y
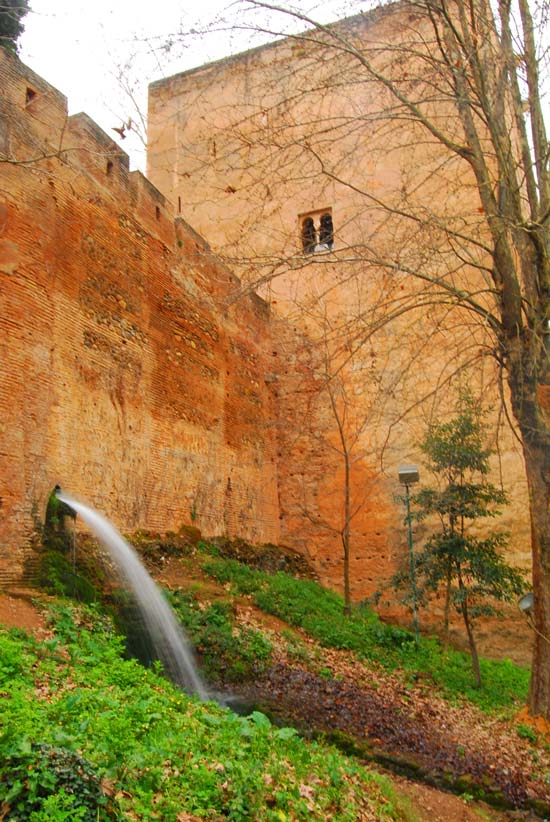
443,565 -> 452,647
507,333 -> 550,718
459,573 -> 482,688
342,450 -> 352,617
521,441 -> 550,718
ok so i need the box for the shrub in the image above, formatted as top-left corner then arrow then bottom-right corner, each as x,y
169,592 -> 272,683
0,743 -> 113,822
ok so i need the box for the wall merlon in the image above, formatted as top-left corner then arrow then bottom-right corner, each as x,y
0,47 -> 69,150
0,45 -> 68,115
173,215 -> 250,303
130,169 -> 169,207
65,112 -> 131,194
129,170 -> 175,245
67,112 -> 130,168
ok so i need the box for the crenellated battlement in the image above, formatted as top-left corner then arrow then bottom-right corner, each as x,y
0,47 -> 181,249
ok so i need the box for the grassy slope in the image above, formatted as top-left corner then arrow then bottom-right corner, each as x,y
0,538 -> 536,820
195,550 -> 529,713
0,602 -> 410,822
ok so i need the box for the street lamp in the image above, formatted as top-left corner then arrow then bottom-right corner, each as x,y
518,591 -> 535,634
518,591 -> 534,618
518,592 -> 550,645
398,464 -> 420,647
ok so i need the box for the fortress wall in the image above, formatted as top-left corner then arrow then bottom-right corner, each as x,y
0,47 -> 280,582
145,12 -> 534,661
0,44 -> 533,661
147,7 -> 532,584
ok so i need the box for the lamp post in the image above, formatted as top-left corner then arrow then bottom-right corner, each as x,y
398,464 -> 420,647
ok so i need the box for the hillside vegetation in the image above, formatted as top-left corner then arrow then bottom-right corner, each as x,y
0,602 -> 408,821
1,535 -> 548,819
195,550 -> 529,712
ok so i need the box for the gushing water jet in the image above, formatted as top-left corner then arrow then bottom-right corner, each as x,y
56,490 -> 208,700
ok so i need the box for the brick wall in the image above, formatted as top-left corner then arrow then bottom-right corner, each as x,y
0,47 -> 280,583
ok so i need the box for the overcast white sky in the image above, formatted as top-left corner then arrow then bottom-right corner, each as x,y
19,0 -> 352,170
18,0 -> 550,172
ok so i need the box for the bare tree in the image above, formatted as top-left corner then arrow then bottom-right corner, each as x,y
148,0 -> 550,716
290,304 -> 390,616
271,287 -> 462,619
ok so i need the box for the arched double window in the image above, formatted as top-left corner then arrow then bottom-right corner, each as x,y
300,210 -> 334,254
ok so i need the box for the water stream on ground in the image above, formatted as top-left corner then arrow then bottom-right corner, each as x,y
57,492 -> 209,700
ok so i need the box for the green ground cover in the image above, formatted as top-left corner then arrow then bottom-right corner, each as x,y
0,602 -> 409,821
200,553 -> 529,713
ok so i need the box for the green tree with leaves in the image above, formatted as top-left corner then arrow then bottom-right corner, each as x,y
398,396 -> 525,687
0,0 -> 30,54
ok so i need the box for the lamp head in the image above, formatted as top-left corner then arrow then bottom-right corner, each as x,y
397,464 -> 419,485
518,592 -> 534,616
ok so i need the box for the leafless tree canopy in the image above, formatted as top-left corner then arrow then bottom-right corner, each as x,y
152,0 -> 550,716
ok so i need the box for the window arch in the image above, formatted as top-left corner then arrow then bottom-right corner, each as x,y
301,217 -> 317,254
300,209 -> 334,254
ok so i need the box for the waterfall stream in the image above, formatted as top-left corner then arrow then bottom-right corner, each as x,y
57,492 -> 208,700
